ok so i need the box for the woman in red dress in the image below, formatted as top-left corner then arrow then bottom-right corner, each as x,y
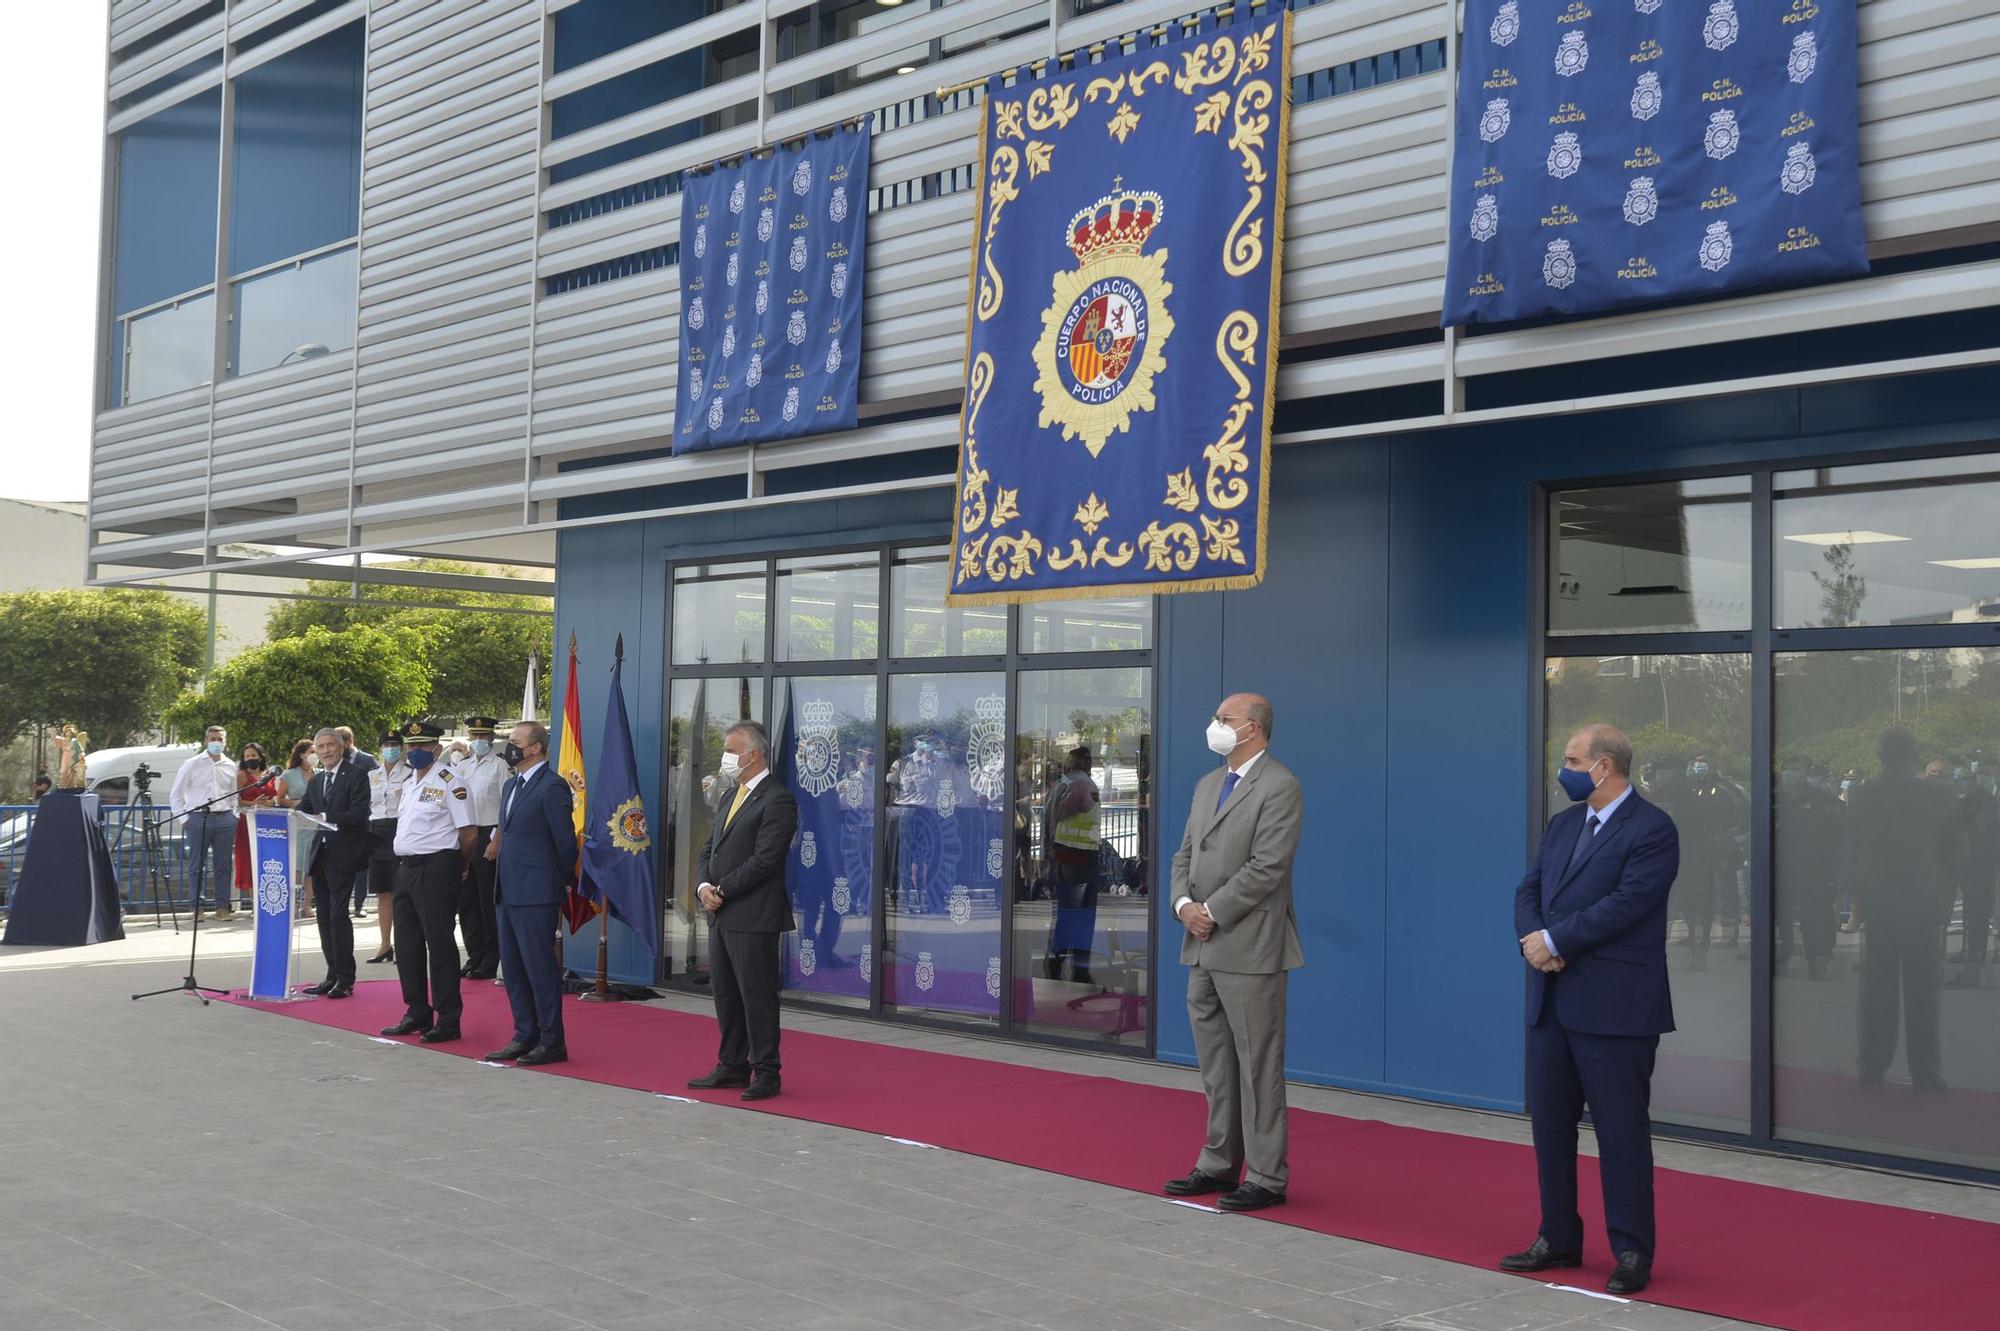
230,742 -> 282,911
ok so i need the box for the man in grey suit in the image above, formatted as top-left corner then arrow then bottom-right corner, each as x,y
1164,692 -> 1305,1212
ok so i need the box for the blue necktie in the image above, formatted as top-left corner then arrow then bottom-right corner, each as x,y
1217,770 -> 1240,813
1566,812 -> 1600,873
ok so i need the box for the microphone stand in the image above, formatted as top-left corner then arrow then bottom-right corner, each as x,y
133,775 -> 255,1005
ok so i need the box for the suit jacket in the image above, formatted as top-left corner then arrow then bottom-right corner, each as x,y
699,774 -> 799,934
1514,790 -> 1679,1037
297,760 -> 372,874
495,765 -> 579,908
1171,754 -> 1306,974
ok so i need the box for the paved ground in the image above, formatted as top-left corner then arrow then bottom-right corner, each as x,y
1,919 -> 1993,1331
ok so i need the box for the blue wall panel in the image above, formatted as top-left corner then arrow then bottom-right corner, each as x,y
113,88 -> 221,315
229,21 -> 365,275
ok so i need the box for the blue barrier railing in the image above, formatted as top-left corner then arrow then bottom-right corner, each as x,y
0,801 -> 220,913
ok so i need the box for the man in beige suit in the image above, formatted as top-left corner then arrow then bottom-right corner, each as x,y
1164,692 -> 1305,1212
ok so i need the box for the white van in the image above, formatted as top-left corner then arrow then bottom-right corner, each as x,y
80,743 -> 203,806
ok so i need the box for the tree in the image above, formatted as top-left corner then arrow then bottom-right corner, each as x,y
266,559 -> 553,722
0,589 -> 207,748
159,624 -> 433,756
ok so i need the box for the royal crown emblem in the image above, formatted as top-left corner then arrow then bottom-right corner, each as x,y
830,261 -> 848,300
258,860 -> 288,916
795,699 -> 840,798
782,386 -> 801,422
798,937 -> 817,977
914,950 -> 936,992
1788,31 -> 1819,84
686,296 -> 705,331
966,693 -> 1006,802
755,279 -> 770,315
1032,182 -> 1176,459
1554,30 -> 1589,78
1469,193 -> 1500,243
786,309 -> 807,345
985,955 -> 1002,999
1546,132 -> 1583,181
687,365 -> 703,402
949,884 -> 972,926
1630,71 -> 1662,122
935,774 -> 957,818
1702,0 -> 1739,52
1780,141 -> 1818,196
756,206 -> 775,243
987,837 -> 1004,880
729,179 -> 745,214
707,395 -> 726,430
919,681 -> 939,720
1635,0 -> 1662,12
1623,176 -> 1659,227
829,184 -> 849,223
825,340 -> 842,374
799,830 -> 818,868
832,875 -> 851,913
1542,238 -> 1578,291
789,235 -> 808,272
1704,109 -> 1741,161
1699,220 -> 1734,273
608,795 -> 651,854
859,941 -> 872,981
1489,1 -> 1520,47
792,157 -> 813,196
721,325 -> 736,359
725,251 -> 739,288
693,223 -> 707,258
1478,98 -> 1512,144
745,354 -> 762,389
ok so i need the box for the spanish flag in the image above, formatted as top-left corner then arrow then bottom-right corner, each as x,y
558,633 -> 599,935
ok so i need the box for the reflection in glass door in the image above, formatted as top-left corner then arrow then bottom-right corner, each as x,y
773,676 -> 875,1007
664,677 -> 762,984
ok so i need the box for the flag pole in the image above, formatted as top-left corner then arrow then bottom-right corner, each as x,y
582,633 -> 622,1004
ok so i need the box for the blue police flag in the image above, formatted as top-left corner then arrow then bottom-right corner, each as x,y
1443,0 -> 1866,327
946,14 -> 1291,604
579,645 -> 658,956
674,123 -> 871,452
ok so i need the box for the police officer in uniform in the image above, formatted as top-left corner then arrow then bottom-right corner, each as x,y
456,716 -> 508,980
363,729 -> 408,965
380,720 -> 477,1043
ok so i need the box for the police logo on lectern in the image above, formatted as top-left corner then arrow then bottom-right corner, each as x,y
1033,184 -> 1175,459
258,861 -> 288,916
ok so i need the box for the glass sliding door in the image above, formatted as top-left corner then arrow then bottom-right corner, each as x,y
663,676 -> 762,983
773,675 -> 875,1006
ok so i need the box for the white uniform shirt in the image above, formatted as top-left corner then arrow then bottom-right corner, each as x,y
392,761 -> 474,855
367,760 -> 408,819
459,750 -> 507,826
170,752 -> 239,818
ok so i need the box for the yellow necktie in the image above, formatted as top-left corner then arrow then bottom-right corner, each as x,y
724,782 -> 751,828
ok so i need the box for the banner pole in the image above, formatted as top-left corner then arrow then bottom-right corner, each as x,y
582,904 -> 616,1002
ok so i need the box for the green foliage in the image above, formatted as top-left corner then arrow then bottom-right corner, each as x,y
0,589 -> 207,747
159,624 -> 433,756
266,559 -> 553,722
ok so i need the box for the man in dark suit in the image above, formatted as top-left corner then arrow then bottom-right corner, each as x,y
688,720 -> 798,1101
484,720 -> 577,1066
1506,723 -> 1679,1297
296,728 -> 372,997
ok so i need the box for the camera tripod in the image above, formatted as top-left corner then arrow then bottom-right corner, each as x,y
133,782 -> 237,1006
126,787 -> 178,932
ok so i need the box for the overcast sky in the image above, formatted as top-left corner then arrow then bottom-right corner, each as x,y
1,6 -> 109,502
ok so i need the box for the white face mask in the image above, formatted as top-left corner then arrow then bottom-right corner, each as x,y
719,750 -> 744,780
1206,719 -> 1243,757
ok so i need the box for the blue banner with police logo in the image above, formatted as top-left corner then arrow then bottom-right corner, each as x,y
247,807 -> 296,1000
946,15 -> 1291,604
1443,0 -> 1866,327
674,124 -> 870,453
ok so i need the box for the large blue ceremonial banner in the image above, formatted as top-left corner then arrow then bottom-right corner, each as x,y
674,124 -> 871,453
947,15 -> 1291,604
247,807 -> 297,1000
1443,0 -> 1866,327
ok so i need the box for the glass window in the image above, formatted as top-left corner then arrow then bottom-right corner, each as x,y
673,561 -> 767,665
1775,455 -> 2000,629
663,677 -> 763,983
1014,667 -> 1151,1046
1545,653 -> 1753,1132
231,246 -> 356,377
890,546 -> 1006,658
228,20 -> 363,275
109,88 -> 221,407
1549,479 -> 1752,636
1773,647 -> 2000,1171
124,293 -> 215,404
775,552 -> 879,662
1024,595 -> 1154,653
884,672 -> 1007,1024
773,676 -> 877,1007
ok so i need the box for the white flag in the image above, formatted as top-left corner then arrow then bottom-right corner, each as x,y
520,651 -> 539,724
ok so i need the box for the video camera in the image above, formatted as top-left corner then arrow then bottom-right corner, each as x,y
131,763 -> 156,797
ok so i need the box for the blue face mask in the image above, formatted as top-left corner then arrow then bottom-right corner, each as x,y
381,746 -> 403,765
1556,762 -> 1600,803
406,748 -> 434,770
472,739 -> 492,757
207,741 -> 225,756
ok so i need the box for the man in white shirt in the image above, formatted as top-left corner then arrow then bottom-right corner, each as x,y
169,725 -> 240,920
455,716 -> 509,979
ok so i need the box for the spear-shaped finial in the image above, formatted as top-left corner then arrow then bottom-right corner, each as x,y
568,629 -> 577,653
614,633 -> 625,663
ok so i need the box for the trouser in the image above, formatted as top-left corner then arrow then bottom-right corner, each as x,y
1777,875 -> 1838,965
709,927 -> 782,1078
1528,1016 -> 1659,1263
1858,913 -> 1943,1086
351,862 -> 369,913
1187,964 -> 1289,1192
310,857 -> 358,984
458,826 -> 499,972
183,811 -> 234,911
393,850 -> 463,1026
497,900 -> 565,1047
1959,863 -> 1996,964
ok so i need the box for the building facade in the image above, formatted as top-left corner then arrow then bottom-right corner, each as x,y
90,0 -> 2000,1179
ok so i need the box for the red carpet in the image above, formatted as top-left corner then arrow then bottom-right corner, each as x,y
226,982 -> 1998,1331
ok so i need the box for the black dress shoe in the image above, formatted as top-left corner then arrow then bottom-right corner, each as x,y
380,1017 -> 430,1037
465,969 -> 498,981
517,1043 -> 569,1066
1606,1251 -> 1651,1295
326,982 -> 354,999
302,979 -> 336,996
366,949 -> 393,964
1162,1169 -> 1238,1197
740,1076 -> 781,1101
485,1040 -> 536,1062
1500,1236 -> 1583,1273
687,1066 -> 752,1089
459,961 -> 478,978
419,1026 -> 462,1045
1217,1182 -> 1285,1212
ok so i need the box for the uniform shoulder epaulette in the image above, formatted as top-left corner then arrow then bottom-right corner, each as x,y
437,767 -> 452,780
